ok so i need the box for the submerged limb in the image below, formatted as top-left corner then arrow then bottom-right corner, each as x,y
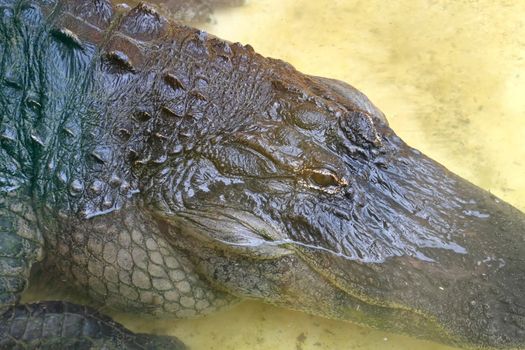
0,301 -> 186,349
0,192 -> 184,349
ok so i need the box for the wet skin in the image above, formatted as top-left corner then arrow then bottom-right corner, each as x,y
0,0 -> 524,349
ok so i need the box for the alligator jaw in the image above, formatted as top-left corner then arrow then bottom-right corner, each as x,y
292,129 -> 525,349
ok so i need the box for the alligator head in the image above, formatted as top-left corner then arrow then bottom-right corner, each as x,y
15,1 -> 522,347
151,72 -> 525,348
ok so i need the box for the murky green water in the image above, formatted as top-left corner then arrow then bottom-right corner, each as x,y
109,1 -> 525,349
26,1 -> 525,349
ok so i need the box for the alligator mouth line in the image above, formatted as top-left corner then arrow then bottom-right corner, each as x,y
166,205 -> 469,346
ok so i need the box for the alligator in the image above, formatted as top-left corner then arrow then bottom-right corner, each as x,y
0,0 -> 524,349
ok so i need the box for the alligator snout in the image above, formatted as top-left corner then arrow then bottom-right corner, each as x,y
299,129 -> 525,348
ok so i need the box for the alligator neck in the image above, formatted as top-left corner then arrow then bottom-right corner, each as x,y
0,4 -> 122,215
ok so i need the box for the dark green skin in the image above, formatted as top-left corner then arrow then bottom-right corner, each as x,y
1,0 -> 524,349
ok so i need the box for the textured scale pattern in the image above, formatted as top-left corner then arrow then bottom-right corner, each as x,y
38,0 -> 283,219
46,205 -> 235,318
1,0 -> 525,349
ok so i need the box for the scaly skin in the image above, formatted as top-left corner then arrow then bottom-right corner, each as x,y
0,0 -> 524,349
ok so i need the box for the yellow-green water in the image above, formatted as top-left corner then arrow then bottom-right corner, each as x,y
110,1 -> 525,349
28,1 -> 525,349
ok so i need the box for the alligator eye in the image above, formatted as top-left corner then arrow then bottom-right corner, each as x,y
309,169 -> 342,188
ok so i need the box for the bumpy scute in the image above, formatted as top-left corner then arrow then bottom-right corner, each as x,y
63,0 -> 113,29
118,3 -> 168,41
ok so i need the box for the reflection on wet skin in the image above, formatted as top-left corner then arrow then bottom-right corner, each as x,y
15,0 -> 525,349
